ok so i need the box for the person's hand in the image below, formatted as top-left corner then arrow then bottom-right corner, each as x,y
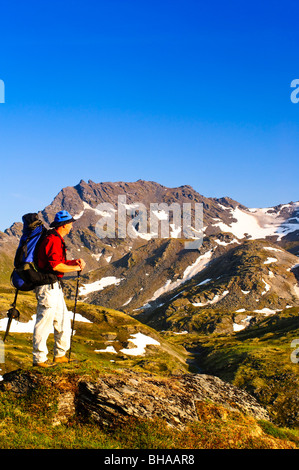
76,258 -> 86,271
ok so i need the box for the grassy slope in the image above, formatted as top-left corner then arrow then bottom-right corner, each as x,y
0,285 -> 298,449
0,252 -> 14,285
0,285 -> 190,376
165,307 -> 299,428
0,371 -> 298,449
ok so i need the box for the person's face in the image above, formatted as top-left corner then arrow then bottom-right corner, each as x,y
67,222 -> 73,233
64,222 -> 73,234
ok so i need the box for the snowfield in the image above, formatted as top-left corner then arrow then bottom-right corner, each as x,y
264,257 -> 278,265
120,332 -> 160,356
95,332 -> 160,357
233,315 -> 253,332
212,203 -> 299,240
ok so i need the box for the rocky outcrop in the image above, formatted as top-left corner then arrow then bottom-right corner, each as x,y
76,370 -> 270,428
0,368 -> 270,429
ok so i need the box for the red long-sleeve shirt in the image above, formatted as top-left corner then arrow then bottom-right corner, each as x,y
37,230 -> 77,278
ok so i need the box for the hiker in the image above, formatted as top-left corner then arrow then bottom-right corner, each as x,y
32,210 -> 86,367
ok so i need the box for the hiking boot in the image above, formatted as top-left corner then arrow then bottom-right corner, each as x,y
54,355 -> 69,364
33,361 -> 53,368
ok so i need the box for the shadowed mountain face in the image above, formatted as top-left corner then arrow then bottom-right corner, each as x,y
1,179 -> 298,333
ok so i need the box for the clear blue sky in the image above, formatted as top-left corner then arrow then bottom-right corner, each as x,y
0,0 -> 298,231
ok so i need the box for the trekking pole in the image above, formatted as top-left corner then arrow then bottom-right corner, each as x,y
68,271 -> 81,362
3,290 -> 20,342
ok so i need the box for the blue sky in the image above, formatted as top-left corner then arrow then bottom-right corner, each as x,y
0,0 -> 298,231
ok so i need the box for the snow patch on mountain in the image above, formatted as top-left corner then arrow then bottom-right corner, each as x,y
120,332 -> 160,356
95,345 -> 118,354
264,246 -> 283,253
196,278 -> 212,286
253,307 -> 278,315
233,316 -> 253,332
192,290 -> 229,307
0,312 -> 91,334
264,257 -> 277,265
261,279 -> 270,295
293,284 -> 299,298
79,276 -> 124,296
212,203 -> 299,240
142,250 -> 213,308
215,238 -> 240,246
94,333 -> 160,358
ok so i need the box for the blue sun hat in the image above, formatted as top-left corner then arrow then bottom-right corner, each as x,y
50,210 -> 75,228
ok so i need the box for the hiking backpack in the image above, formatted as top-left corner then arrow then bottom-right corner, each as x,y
11,213 -> 58,291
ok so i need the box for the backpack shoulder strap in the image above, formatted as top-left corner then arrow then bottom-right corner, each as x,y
32,226 -> 49,265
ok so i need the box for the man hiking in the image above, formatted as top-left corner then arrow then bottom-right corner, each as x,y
33,210 -> 86,367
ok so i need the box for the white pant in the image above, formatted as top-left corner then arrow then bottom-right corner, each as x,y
33,282 -> 71,364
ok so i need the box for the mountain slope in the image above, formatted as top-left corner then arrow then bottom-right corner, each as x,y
135,239 -> 299,333
66,236 -> 299,331
0,288 -> 191,377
